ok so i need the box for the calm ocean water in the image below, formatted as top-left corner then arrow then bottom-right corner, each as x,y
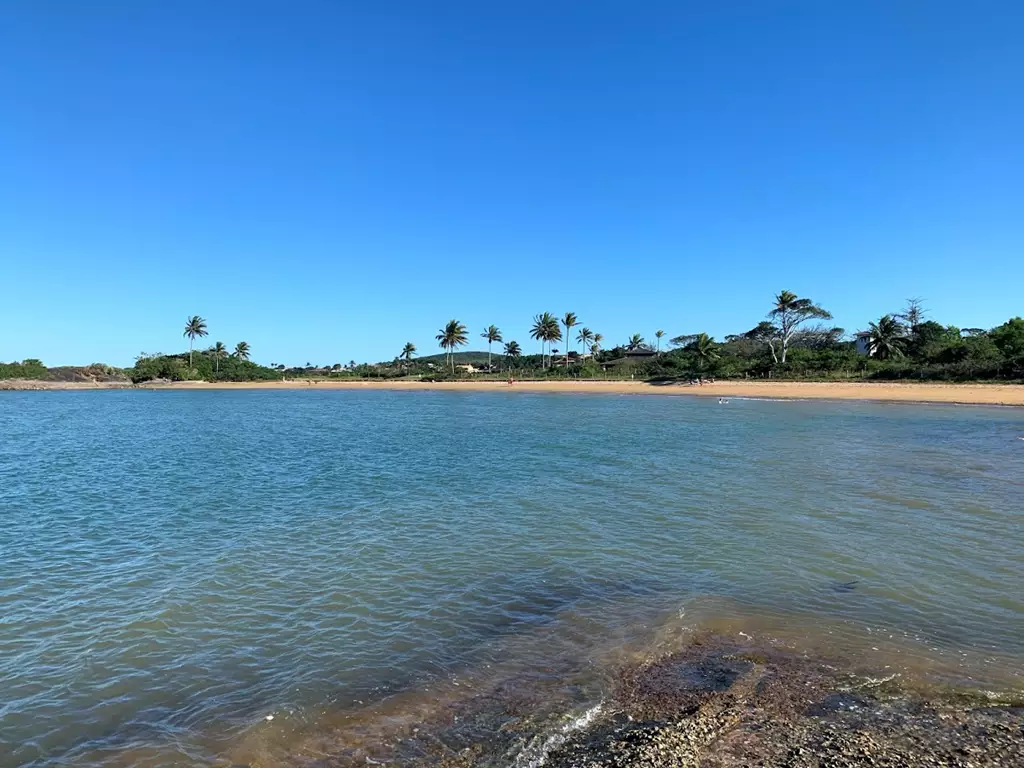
1,390 -> 1022,766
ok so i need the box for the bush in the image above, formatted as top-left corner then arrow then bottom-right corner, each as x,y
0,359 -> 49,380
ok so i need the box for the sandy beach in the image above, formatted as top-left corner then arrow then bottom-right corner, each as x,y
127,378 -> 1024,406
5,377 -> 1022,406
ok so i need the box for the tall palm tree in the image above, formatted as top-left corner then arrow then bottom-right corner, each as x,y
210,341 -> 227,373
686,333 -> 720,370
436,319 -> 468,373
767,290 -> 831,363
503,340 -> 521,370
183,316 -> 208,369
561,312 -> 578,367
866,315 -> 907,360
530,312 -> 561,368
234,341 -> 251,360
655,330 -> 665,355
591,333 -> 603,357
576,327 -> 594,356
400,342 -> 417,362
627,333 -> 645,350
481,325 -> 503,371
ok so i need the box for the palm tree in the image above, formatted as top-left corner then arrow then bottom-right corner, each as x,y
655,330 -> 665,355
591,333 -> 603,357
481,325 -> 503,371
183,316 -> 208,369
234,341 -> 251,360
400,342 -> 417,363
576,327 -> 594,356
766,290 -> 832,363
686,333 -> 720,370
627,333 -> 645,350
530,312 -> 561,368
503,340 -> 521,370
436,319 -> 468,373
561,312 -> 578,367
210,341 -> 227,373
866,315 -> 907,360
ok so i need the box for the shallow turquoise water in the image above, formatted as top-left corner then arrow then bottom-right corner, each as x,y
1,390 -> 1022,765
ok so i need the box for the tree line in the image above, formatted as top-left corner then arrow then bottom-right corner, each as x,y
411,292 -> 1024,381
5,296 -> 1022,383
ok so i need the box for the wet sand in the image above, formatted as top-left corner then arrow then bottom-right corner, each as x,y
139,378 -> 1024,406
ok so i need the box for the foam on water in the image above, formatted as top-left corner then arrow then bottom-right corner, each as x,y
511,702 -> 605,768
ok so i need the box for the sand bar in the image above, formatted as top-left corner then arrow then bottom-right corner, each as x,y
133,378 -> 1024,406
4,378 -> 1023,406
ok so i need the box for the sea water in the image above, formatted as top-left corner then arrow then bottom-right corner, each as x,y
1,390 -> 1021,765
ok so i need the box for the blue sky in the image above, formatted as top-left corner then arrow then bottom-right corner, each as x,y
2,1 -> 1022,366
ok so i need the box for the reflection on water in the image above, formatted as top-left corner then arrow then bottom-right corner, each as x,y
0,391 -> 1022,766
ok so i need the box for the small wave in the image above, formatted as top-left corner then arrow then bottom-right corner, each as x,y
512,701 -> 605,768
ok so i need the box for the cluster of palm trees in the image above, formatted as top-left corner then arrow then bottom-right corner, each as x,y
183,316 -> 251,373
426,320 -> 525,373
420,313 -> 613,373
423,312 -> 679,374
527,312 -> 609,368
419,293 -> 835,376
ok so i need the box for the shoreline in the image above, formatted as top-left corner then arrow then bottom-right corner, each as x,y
226,612 -> 1024,768
4,378 -> 1024,406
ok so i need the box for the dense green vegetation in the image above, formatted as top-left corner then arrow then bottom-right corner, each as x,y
0,359 -> 48,380
401,294 -> 1023,383
0,359 -> 128,383
5,297 -> 1023,384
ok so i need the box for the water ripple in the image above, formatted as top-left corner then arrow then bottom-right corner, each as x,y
1,391 -> 1022,766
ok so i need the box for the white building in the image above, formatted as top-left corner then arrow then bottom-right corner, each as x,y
854,332 -> 872,356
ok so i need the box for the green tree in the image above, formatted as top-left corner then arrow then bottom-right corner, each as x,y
627,333 -> 645,350
898,298 -> 927,336
764,291 -> 832,363
481,325 -> 503,370
576,327 -> 594,356
400,342 -> 417,363
210,341 -> 227,373
686,333 -> 720,370
866,315 -> 908,360
436,319 -> 468,373
183,316 -> 208,370
591,333 -> 603,356
561,312 -> 578,367
504,340 -> 521,370
530,312 -> 561,368
655,329 -> 665,355
990,317 -> 1024,362
234,341 -> 251,360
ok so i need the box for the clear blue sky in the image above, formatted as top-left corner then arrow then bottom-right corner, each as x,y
2,1 -> 1022,366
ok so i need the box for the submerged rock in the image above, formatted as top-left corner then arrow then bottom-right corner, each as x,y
276,632 -> 1023,767
537,634 -> 1023,768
